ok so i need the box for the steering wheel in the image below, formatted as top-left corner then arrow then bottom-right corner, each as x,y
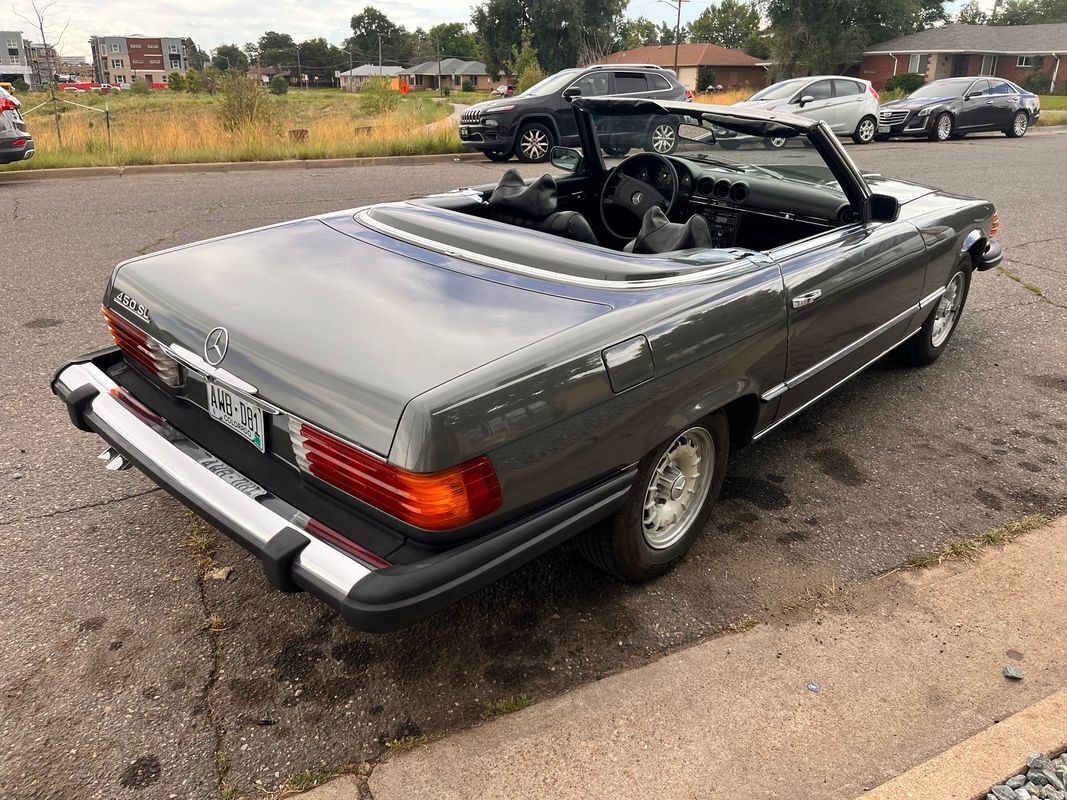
600,153 -> 679,240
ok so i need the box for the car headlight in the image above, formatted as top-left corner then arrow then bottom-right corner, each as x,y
916,106 -> 935,116
484,118 -> 498,127
483,105 -> 514,114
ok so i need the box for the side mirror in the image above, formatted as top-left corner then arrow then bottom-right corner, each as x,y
798,94 -> 815,107
869,193 -> 900,223
965,91 -> 981,100
562,86 -> 582,102
550,145 -> 582,173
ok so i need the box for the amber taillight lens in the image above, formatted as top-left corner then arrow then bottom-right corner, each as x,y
990,211 -> 1000,238
288,418 -> 502,531
102,305 -> 180,386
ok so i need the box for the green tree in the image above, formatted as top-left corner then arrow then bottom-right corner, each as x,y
269,75 -> 289,94
658,21 -> 681,45
257,31 -> 297,67
183,38 -> 209,69
956,0 -> 988,23
349,6 -> 412,63
688,0 -> 762,49
428,22 -> 480,59
471,0 -> 526,75
184,68 -> 204,94
510,30 -> 544,91
202,65 -> 222,94
166,70 -> 186,91
614,16 -> 660,50
997,0 -> 1067,23
359,75 -> 400,113
298,37 -> 344,85
212,44 -> 249,72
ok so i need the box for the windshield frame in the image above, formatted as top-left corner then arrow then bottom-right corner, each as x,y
518,69 -> 582,98
747,79 -> 808,102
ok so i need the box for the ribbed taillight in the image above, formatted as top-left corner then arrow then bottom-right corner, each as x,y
989,211 -> 1000,238
102,305 -> 181,386
288,418 -> 502,531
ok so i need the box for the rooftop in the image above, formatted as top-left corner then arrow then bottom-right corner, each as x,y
866,22 -> 1067,54
599,43 -> 765,68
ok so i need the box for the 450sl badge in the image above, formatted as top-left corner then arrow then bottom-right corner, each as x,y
112,291 -> 151,324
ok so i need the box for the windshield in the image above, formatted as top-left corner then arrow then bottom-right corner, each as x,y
908,81 -> 968,99
747,79 -> 806,102
519,69 -> 581,98
588,107 -> 842,193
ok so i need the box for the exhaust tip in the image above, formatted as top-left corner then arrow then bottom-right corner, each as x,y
100,449 -> 131,471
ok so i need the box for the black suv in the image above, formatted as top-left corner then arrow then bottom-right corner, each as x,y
459,64 -> 689,162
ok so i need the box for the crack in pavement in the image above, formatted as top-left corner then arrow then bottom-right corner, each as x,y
136,204 -> 223,256
1003,256 -> 1067,277
0,486 -> 163,527
997,265 -> 1067,311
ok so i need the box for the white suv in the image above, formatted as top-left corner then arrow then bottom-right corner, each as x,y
735,76 -> 881,145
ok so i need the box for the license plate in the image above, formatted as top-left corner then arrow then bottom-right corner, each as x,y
877,124 -> 891,133
196,456 -> 267,500
460,126 -> 469,136
207,383 -> 266,452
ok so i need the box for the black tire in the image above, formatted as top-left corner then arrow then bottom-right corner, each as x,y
874,134 -> 890,142
718,139 -> 741,150
483,149 -> 512,162
578,413 -> 729,581
929,112 -> 954,142
602,143 -> 632,157
647,120 -> 678,154
515,122 -> 554,163
895,260 -> 972,366
1006,110 -> 1029,138
852,115 -> 877,144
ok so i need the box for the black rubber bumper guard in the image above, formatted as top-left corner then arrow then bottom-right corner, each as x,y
51,348 -> 636,631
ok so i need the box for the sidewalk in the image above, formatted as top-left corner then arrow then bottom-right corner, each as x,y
343,516 -> 1067,800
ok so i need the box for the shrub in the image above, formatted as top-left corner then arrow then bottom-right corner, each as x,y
359,76 -> 400,114
885,72 -> 925,94
215,73 -> 275,132
12,78 -> 29,93
269,75 -> 288,95
517,63 -> 544,94
185,68 -> 203,94
462,79 -> 474,92
697,65 -> 717,90
129,77 -> 151,95
442,84 -> 452,96
167,71 -> 185,92
1017,69 -> 1051,94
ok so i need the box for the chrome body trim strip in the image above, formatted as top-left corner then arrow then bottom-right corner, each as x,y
919,286 -> 946,309
752,327 -> 922,441
53,362 -> 374,597
960,228 -> 985,254
761,383 -> 788,402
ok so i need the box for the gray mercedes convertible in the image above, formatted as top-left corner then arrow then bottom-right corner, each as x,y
52,97 -> 1003,631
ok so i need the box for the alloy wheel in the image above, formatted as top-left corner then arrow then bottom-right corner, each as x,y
642,427 -> 715,550
857,118 -> 876,143
936,114 -> 952,141
520,128 -> 549,160
931,271 -> 965,347
1013,113 -> 1028,136
651,124 -> 676,153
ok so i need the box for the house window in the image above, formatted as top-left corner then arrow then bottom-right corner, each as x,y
110,43 -> 120,53
115,75 -> 126,83
129,42 -> 141,49
908,53 -> 929,75
980,55 -> 998,75
169,45 -> 178,53
111,59 -> 123,68
5,38 -> 16,48
1017,55 -> 1037,68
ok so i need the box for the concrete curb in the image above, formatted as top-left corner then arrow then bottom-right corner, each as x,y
0,151 -> 485,184
856,688 -> 1067,800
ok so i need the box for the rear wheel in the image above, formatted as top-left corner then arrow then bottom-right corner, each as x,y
852,115 -> 877,144
895,262 -> 971,366
578,414 -> 728,581
718,139 -> 741,150
763,136 -> 787,150
874,133 -> 890,142
516,122 -> 554,162
930,112 -> 954,142
483,149 -> 512,162
1006,110 -> 1029,138
648,121 -> 678,154
602,142 -> 632,157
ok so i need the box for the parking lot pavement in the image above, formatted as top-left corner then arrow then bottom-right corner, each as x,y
2,131 -> 1065,798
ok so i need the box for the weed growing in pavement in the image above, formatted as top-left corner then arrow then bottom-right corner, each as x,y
725,615 -> 758,633
481,693 -> 532,720
185,514 -> 217,575
385,735 -> 429,752
782,579 -> 846,612
903,513 -> 1053,570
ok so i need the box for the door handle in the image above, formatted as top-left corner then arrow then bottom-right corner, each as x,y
792,289 -> 823,308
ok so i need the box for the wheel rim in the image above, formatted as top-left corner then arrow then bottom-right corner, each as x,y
937,115 -> 952,140
642,427 -> 715,550
1014,113 -> 1027,136
651,125 -> 675,153
931,271 -> 965,347
858,119 -> 875,142
769,137 -> 786,148
520,129 -> 548,160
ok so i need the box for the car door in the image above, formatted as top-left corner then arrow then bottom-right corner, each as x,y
790,80 -> 838,129
832,79 -> 868,133
769,220 -> 928,421
956,79 -> 989,130
554,70 -> 612,143
988,80 -> 1019,129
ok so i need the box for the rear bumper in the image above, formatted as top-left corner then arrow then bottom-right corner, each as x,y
977,240 -> 1003,271
51,349 -> 635,631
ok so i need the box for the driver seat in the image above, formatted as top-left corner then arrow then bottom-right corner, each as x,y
487,169 -> 598,245
624,207 -> 714,254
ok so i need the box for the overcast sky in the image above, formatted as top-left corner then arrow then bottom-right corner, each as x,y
7,0 -> 986,62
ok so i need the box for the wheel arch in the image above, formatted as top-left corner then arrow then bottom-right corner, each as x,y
647,383 -> 762,456
960,228 -> 987,270
515,113 -> 560,140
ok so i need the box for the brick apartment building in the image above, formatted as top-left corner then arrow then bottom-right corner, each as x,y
89,34 -> 191,88
858,23 -> 1066,92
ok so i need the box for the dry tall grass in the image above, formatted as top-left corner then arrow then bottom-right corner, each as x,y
6,91 -> 458,169
692,89 -> 753,105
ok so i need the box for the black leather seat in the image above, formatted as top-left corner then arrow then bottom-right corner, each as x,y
625,207 -> 714,255
487,169 -> 598,245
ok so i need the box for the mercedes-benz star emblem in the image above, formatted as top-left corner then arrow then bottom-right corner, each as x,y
204,327 -> 229,366
631,192 -> 643,206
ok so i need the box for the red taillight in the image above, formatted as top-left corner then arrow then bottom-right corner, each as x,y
102,305 -> 181,386
0,98 -> 14,112
685,88 -> 693,100
299,514 -> 392,569
288,418 -> 502,531
868,85 -> 879,100
11,138 -> 26,147
990,211 -> 999,238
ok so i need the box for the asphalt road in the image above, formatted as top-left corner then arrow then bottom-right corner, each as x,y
2,131 -> 1066,799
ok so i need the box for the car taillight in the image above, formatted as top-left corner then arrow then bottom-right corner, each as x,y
288,418 -> 502,531
102,305 -> 181,386
0,98 -> 13,112
685,88 -> 693,101
990,211 -> 1000,238
11,138 -> 26,146
868,85 -> 879,100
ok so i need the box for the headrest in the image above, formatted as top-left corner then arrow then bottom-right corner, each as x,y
487,169 -> 559,219
630,207 -> 713,255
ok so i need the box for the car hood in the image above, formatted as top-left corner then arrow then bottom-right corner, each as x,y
108,217 -> 609,456
468,97 -> 529,115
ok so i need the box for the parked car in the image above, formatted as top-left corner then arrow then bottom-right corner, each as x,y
732,75 -> 881,145
459,64 -> 687,162
53,97 -> 1002,631
877,77 -> 1039,141
490,84 -> 515,97
0,85 -> 28,133
0,113 -> 33,164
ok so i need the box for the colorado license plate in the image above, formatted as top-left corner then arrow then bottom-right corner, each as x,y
460,126 -> 469,135
207,383 -> 265,452
877,124 -> 891,133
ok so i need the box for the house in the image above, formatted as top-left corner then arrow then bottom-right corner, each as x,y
89,34 -> 190,88
248,65 -> 292,85
339,64 -> 403,92
597,44 -> 769,91
859,23 -> 1066,92
399,58 -> 492,91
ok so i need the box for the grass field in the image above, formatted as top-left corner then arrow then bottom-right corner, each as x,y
5,88 -> 458,169
1039,95 -> 1067,110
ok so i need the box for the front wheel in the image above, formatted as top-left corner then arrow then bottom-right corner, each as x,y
852,115 -> 877,144
648,121 -> 678,154
930,112 -> 954,142
1006,110 -> 1029,138
578,414 -> 729,581
516,122 -> 554,162
763,136 -> 787,150
895,263 -> 971,366
483,149 -> 512,162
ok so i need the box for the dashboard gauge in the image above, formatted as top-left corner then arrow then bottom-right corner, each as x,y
655,166 -> 673,193
679,173 -> 692,192
636,167 -> 651,184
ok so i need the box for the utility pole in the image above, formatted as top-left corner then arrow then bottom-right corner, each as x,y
658,0 -> 688,76
436,37 -> 443,96
297,46 -> 305,92
378,34 -> 382,76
